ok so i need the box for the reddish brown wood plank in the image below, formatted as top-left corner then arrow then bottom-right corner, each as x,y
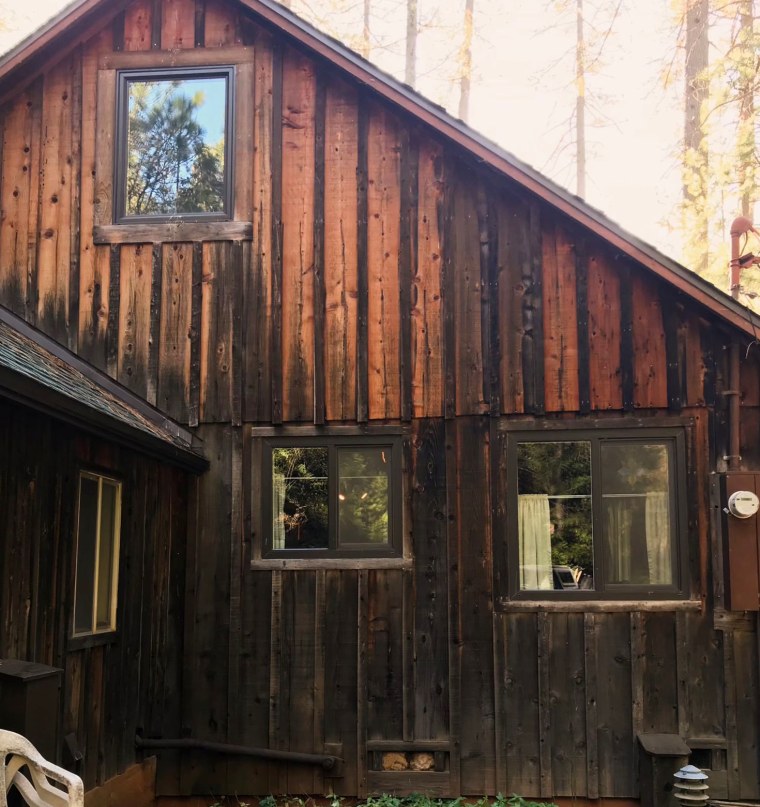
79,30 -> 113,364
161,0 -> 195,49
412,139 -> 444,418
587,247 -> 623,410
203,0 -> 242,46
124,0 -> 154,51
280,48 -> 315,422
631,272 -> 668,408
118,243 -> 153,396
0,89 -> 35,315
37,60 -> 74,341
323,79 -> 358,421
158,243 -> 193,421
200,242 -> 233,421
542,222 -> 579,412
243,31 -> 273,422
367,103 -> 402,420
449,165 -> 484,416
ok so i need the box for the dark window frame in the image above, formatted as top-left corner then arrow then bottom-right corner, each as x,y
505,426 -> 689,601
72,470 -> 123,637
114,65 -> 235,224
260,434 -> 403,559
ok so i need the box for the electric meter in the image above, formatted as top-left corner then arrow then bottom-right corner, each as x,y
727,490 -> 760,519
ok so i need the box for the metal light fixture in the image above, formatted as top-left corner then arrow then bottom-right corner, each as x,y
673,764 -> 709,807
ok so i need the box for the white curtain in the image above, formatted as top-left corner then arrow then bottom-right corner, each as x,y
606,500 -> 634,583
518,494 -> 553,590
645,491 -> 672,584
272,473 -> 286,549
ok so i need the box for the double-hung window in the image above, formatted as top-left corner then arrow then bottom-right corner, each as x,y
506,427 -> 688,598
73,472 -> 122,636
260,436 -> 402,558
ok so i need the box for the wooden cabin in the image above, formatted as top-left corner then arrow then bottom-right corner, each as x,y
0,0 -> 759,804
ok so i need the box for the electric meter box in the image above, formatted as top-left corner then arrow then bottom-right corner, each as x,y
727,490 -> 760,519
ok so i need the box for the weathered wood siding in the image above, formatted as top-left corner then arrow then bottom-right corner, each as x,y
0,397 -> 189,792
0,0 -> 759,800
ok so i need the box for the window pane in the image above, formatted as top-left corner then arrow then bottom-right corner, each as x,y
338,447 -> 390,546
517,442 -> 593,590
272,448 -> 329,549
74,477 -> 99,634
601,442 -> 673,585
96,482 -> 118,630
126,76 -> 226,216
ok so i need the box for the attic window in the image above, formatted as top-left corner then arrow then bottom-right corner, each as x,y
115,67 -> 233,222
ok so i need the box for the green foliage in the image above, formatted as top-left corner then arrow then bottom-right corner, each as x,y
215,793 -> 557,807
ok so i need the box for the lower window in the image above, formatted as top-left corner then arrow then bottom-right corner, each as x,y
507,428 -> 687,597
73,472 -> 122,636
262,435 -> 402,558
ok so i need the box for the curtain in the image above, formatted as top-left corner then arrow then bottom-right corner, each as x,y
518,494 -> 553,590
605,500 -> 634,583
645,491 -> 672,584
272,473 -> 286,549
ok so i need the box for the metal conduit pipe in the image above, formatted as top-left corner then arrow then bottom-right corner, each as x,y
135,735 -> 342,772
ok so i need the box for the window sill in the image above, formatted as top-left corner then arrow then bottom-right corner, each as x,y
67,631 -> 118,651
497,598 -> 702,613
250,556 -> 412,571
93,220 -> 252,245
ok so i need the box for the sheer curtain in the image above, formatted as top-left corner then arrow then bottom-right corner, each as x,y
645,491 -> 672,584
518,494 -> 553,590
605,500 -> 634,583
272,473 -> 286,549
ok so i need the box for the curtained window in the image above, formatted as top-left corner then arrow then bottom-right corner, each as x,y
509,428 -> 686,597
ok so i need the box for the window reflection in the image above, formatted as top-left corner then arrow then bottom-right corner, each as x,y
125,75 -> 227,216
272,447 -> 329,549
338,448 -> 390,546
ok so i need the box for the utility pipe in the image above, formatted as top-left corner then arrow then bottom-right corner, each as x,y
135,735 -> 341,772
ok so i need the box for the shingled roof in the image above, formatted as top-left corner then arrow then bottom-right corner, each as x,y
0,305 -> 207,472
0,0 -> 758,340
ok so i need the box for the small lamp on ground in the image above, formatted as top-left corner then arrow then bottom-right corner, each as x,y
673,764 -> 709,807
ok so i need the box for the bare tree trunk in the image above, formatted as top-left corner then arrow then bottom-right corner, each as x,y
576,0 -> 586,197
683,0 -> 709,275
405,0 -> 418,86
735,0 -> 756,219
362,0 -> 371,59
458,0 -> 474,122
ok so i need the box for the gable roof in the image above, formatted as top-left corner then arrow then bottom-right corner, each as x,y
0,305 -> 208,472
1,0 -> 758,341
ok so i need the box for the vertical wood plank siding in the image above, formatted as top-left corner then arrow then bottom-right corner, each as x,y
1,0 -> 759,801
0,398 -> 189,792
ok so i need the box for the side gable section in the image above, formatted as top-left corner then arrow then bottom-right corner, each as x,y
0,0 -> 746,425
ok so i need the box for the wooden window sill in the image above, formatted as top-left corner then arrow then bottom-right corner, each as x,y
93,220 -> 252,244
250,556 -> 412,571
497,598 -> 702,613
67,631 -> 118,651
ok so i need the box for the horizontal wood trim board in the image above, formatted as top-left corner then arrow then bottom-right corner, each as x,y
498,599 -> 703,613
94,221 -> 253,244
99,45 -> 253,69
249,557 -> 413,570
366,740 -> 450,751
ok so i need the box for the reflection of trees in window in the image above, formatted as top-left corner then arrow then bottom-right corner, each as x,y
518,441 -> 593,575
338,448 -> 389,545
126,80 -> 225,216
273,447 -> 328,549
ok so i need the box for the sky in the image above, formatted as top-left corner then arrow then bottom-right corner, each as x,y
0,0 -> 748,280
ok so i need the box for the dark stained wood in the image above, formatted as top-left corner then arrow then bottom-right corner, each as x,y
117,244 -> 152,397
619,262 -> 635,411
522,201 -> 545,415
312,76 -> 326,425
106,243 -> 120,377
356,98 -> 369,424
200,242 -> 233,423
575,233 -> 590,413
124,0 -> 154,51
92,221 -> 253,244
399,127 -> 418,422
631,271 -> 668,409
724,474 -> 760,610
270,42 -> 283,425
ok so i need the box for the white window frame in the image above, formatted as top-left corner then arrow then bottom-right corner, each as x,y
72,472 -> 122,637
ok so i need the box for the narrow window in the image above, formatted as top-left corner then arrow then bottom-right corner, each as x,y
73,473 -> 122,636
116,67 -> 233,222
264,437 -> 401,558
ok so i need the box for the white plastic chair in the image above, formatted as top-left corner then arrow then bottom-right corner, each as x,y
0,730 -> 83,807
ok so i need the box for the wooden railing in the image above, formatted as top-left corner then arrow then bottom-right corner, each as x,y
0,730 -> 83,807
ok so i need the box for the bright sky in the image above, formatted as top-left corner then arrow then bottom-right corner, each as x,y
0,0 -> 746,276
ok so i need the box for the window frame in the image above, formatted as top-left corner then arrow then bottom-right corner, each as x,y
259,434 -> 404,561
505,426 -> 689,601
72,471 -> 123,638
114,64 -> 235,224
